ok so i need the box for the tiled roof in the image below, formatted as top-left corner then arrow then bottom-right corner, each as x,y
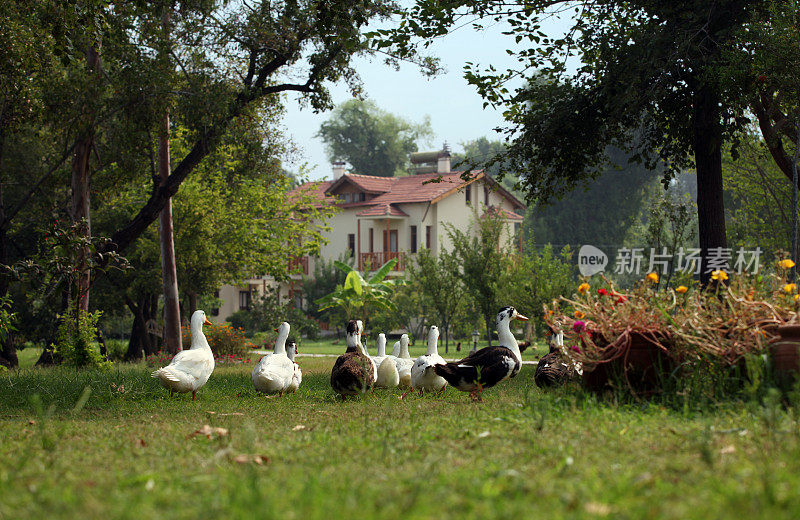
355,203 -> 409,217
484,205 -> 525,221
292,171 -> 526,211
325,173 -> 396,194
287,180 -> 335,206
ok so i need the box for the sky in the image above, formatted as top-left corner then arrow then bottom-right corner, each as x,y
280,14 -> 572,182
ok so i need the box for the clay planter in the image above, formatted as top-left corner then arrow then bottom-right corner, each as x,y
582,331 -> 673,395
770,324 -> 800,389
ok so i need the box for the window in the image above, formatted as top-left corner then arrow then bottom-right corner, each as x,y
484,186 -> 489,205
239,291 -> 251,310
465,185 -> 471,205
410,225 -> 417,253
426,225 -> 432,249
383,230 -> 398,253
348,233 -> 355,254
369,228 -> 374,252
359,193 -> 366,202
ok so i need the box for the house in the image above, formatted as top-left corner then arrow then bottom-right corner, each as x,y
212,147 -> 526,323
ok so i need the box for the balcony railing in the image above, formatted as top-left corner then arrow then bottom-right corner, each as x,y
359,251 -> 406,271
288,256 -> 309,275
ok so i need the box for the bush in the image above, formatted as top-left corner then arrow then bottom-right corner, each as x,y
53,305 -> 110,368
227,288 -> 320,340
182,322 -> 253,358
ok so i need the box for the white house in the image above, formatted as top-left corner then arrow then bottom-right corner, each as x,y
212,148 -> 526,323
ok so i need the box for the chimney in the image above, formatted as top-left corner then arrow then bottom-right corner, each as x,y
437,143 -> 451,173
332,161 -> 346,180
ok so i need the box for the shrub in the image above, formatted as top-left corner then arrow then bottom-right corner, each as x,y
53,305 -> 110,368
181,322 -> 253,358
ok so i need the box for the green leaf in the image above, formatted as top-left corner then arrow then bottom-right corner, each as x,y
344,270 -> 363,295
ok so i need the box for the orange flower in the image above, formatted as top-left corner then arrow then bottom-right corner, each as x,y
574,310 -> 585,319
578,283 -> 590,294
711,270 -> 729,281
779,259 -> 795,270
784,283 -> 797,294
675,286 -> 688,294
646,272 -> 659,283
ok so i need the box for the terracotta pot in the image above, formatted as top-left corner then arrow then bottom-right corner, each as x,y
770,324 -> 800,388
582,331 -> 673,394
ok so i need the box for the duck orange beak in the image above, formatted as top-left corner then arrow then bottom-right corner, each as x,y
515,314 -> 529,321
204,319 -> 212,326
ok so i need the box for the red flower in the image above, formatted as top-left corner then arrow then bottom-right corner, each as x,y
597,289 -> 608,296
615,296 -> 627,305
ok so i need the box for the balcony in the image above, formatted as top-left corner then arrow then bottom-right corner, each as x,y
359,251 -> 406,271
288,256 -> 309,275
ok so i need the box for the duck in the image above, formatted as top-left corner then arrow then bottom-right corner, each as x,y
391,340 -> 401,358
410,326 -> 447,393
371,333 -> 389,371
331,319 -> 375,397
356,320 -> 378,382
434,306 -> 528,401
534,326 -> 580,387
252,322 -> 295,396
395,334 -> 414,387
286,341 -> 302,393
151,310 -> 216,401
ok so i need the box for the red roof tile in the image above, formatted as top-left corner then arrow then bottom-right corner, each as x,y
484,205 -> 524,221
356,203 -> 409,217
325,174 -> 396,195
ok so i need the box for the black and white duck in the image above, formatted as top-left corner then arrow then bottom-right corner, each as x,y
330,320 -> 375,397
434,306 -> 528,401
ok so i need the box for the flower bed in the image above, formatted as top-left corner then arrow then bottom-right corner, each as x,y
546,260 -> 800,396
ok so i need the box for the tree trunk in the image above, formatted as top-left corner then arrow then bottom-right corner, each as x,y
0,131 -> 17,369
188,291 -> 198,316
158,7 -> 182,355
692,83 -> 727,286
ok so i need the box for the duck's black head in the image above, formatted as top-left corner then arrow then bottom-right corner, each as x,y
346,320 -> 359,335
497,306 -> 516,323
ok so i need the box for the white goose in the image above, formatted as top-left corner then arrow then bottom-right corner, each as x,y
286,341 -> 303,393
371,333 -> 389,369
252,322 -> 295,396
396,334 -> 414,388
151,310 -> 215,401
410,326 -> 447,392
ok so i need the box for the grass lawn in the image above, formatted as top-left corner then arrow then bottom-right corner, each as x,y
2,355 -> 800,519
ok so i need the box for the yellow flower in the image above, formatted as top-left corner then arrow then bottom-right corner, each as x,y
711,270 -> 729,281
784,283 -> 797,294
779,259 -> 796,269
574,310 -> 585,319
794,294 -> 800,302
675,286 -> 688,294
578,283 -> 590,294
646,272 -> 659,283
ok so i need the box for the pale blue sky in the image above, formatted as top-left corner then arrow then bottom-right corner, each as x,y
281,14 -> 571,181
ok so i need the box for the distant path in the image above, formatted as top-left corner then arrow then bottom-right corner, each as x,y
253,351 -> 539,365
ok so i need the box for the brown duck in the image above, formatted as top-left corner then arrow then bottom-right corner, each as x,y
331,320 -> 375,397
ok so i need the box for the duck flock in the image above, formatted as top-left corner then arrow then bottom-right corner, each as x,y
152,306 -> 576,401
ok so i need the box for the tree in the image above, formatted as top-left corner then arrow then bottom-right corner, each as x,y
381,0 -> 784,284
406,248 -> 464,352
445,211 -> 511,346
451,138 -> 521,196
316,99 -> 433,177
315,259 -> 405,328
500,244 -> 574,336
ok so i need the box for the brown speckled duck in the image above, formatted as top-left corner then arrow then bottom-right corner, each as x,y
331,320 -> 375,397
534,325 -> 579,387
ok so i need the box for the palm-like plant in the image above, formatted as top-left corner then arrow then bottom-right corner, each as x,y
315,258 -> 404,328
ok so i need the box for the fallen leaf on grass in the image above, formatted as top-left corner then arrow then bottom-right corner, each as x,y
584,502 -> 611,516
188,424 -> 229,439
233,454 -> 270,465
134,438 -> 147,448
292,424 -> 307,431
720,445 -> 736,454
476,430 -> 490,438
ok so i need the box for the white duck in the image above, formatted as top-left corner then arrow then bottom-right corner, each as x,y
286,341 -> 303,393
395,334 -> 414,388
410,326 -> 447,392
356,320 -> 378,383
252,322 -> 295,396
151,310 -> 215,401
371,333 -> 389,370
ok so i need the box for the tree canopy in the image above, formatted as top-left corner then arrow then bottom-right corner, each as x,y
317,99 -> 433,177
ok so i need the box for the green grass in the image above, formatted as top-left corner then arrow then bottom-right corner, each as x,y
2,358 -> 800,519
